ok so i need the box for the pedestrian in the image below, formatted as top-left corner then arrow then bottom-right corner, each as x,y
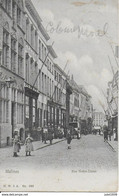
108,129 -> 112,141
48,125 -> 53,145
25,133 -> 34,156
41,127 -> 44,142
43,126 -> 48,144
77,128 -> 81,139
66,129 -> 72,149
113,128 -> 116,141
103,125 -> 108,142
13,134 -> 21,157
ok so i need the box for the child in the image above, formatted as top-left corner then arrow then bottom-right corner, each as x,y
25,133 -> 34,156
13,135 -> 21,157
66,129 -> 72,149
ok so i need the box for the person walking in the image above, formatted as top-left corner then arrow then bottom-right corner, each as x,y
48,125 -> 53,145
66,129 -> 72,149
25,133 -> 34,156
77,128 -> 81,139
13,134 -> 21,157
113,128 -> 116,141
103,125 -> 108,142
43,126 -> 48,144
41,127 -> 44,142
108,129 -> 112,141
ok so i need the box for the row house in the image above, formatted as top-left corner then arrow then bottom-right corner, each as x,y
69,75 -> 80,122
107,70 -> 118,135
69,75 -> 93,133
0,0 -> 69,146
47,64 -> 67,138
24,0 -> 57,139
0,0 -> 25,147
78,85 -> 93,133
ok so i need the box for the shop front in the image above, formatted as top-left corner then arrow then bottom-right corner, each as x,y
25,87 -> 39,140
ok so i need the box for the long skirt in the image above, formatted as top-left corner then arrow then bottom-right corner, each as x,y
13,143 -> 20,153
25,142 -> 34,152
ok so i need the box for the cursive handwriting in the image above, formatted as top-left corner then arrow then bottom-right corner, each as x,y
46,21 -> 108,39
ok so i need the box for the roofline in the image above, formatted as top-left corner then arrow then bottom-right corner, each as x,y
47,45 -> 57,58
54,64 -> 67,77
25,0 -> 50,41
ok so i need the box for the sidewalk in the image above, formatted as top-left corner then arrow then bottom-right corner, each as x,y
106,139 -> 118,152
0,138 -> 66,161
33,138 -> 66,150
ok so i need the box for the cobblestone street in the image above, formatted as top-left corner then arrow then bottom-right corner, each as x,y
0,135 -> 118,192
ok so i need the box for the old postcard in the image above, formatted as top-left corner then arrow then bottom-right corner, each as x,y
0,0 -> 118,192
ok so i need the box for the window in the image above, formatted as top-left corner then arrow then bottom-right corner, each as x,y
2,0 -> 11,15
54,71 -> 57,80
17,6 -> 22,26
18,43 -> 23,76
11,37 -> 16,72
12,0 -> 16,23
26,19 -> 29,42
34,62 -> 38,88
49,62 -> 51,72
39,73 -> 42,92
0,86 -> 9,123
47,77 -> 49,96
52,81 -> 53,97
25,54 -> 29,82
39,40 -> 42,59
35,31 -> 37,51
50,79 -> 51,96
42,44 -> 44,61
33,99 -> 36,126
17,91 -> 24,124
44,75 -> 47,94
25,96 -> 29,128
44,47 -> 46,61
42,73 -> 44,93
31,25 -> 34,47
2,29 -> 9,67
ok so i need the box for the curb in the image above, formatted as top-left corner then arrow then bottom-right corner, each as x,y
106,140 -> 116,152
35,138 -> 66,151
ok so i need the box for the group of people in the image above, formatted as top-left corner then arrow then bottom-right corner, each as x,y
13,133 -> 34,157
41,126 -> 54,145
12,125 -> 81,156
103,125 -> 117,142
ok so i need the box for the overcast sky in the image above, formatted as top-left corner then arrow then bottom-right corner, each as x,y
31,0 -> 118,112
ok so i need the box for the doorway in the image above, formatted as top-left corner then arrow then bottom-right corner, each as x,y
11,102 -> 15,138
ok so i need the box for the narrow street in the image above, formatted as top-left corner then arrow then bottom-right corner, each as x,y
0,134 -> 118,192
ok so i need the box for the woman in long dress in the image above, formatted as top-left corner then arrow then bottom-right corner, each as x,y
25,133 -> 34,156
13,135 -> 21,157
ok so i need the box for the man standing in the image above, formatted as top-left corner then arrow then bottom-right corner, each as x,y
66,129 -> 72,149
103,125 -> 108,142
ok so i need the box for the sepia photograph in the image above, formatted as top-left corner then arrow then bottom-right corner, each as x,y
0,0 -> 118,192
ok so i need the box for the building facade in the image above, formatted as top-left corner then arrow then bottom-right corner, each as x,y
93,112 -> 105,128
0,0 -> 70,146
107,70 -> 118,138
0,0 -> 25,147
69,76 -> 93,133
69,75 -> 80,122
24,0 -> 57,139
0,0 -> 94,147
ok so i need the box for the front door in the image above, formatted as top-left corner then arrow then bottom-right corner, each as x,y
11,102 -> 15,138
